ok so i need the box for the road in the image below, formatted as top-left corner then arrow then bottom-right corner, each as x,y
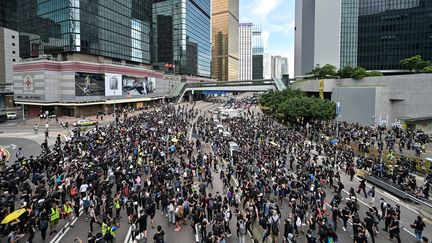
1,99 -> 430,243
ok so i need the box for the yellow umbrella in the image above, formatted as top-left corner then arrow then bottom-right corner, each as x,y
1,208 -> 27,224
171,137 -> 179,143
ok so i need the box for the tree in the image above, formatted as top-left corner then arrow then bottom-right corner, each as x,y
259,89 -> 336,123
338,65 -> 357,78
400,55 -> 430,72
368,70 -> 384,77
351,67 -> 369,80
307,64 -> 337,79
423,66 -> 432,73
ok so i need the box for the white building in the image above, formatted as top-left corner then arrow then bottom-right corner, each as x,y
294,0 -> 341,77
271,55 -> 289,79
0,27 -> 19,84
0,27 -> 19,108
238,23 -> 253,80
263,53 -> 272,79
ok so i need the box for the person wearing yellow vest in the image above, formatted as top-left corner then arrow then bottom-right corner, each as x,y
49,203 -> 60,236
109,225 -> 118,242
101,221 -> 109,237
63,201 -> 74,227
114,193 -> 121,219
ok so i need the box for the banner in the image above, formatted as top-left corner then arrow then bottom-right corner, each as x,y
105,73 -> 123,96
122,76 -> 156,96
75,72 -> 105,96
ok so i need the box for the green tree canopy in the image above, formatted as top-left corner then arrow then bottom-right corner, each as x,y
259,89 -> 336,123
400,55 -> 431,72
423,66 -> 432,73
337,65 -> 357,78
307,64 -> 337,79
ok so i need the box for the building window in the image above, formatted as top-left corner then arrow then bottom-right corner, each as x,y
12,51 -> 15,54
12,43 -> 15,46
12,35 -> 15,39
13,59 -> 16,62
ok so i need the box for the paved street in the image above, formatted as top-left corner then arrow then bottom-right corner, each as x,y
0,100 -> 430,243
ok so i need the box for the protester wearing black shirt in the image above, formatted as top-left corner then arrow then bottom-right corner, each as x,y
387,215 -> 401,243
153,225 -> 165,243
412,216 -> 426,242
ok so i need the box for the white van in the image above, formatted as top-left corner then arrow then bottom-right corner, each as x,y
228,141 -> 239,156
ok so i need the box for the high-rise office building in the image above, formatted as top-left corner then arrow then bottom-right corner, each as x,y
294,0 -> 341,77
211,0 -> 239,81
238,23 -> 252,80
281,57 -> 289,77
263,53 -> 272,79
355,0 -> 432,70
0,0 -> 17,30
295,0 -> 432,76
153,0 -> 211,77
252,25 -> 264,79
16,0 -> 152,64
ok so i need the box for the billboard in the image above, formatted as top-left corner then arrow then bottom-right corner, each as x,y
122,76 -> 156,96
75,72 -> 105,96
105,73 -> 123,96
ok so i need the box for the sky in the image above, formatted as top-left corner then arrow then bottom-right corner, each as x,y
239,0 -> 295,77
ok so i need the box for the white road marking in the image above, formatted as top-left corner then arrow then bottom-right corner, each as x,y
403,228 -> 416,237
50,208 -> 83,243
124,206 -> 143,243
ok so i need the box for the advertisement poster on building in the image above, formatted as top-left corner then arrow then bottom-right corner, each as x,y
122,76 -> 156,96
75,72 -> 105,96
105,73 -> 123,96
23,75 -> 34,93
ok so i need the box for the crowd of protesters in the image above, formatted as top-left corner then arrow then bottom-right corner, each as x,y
0,97 -> 430,243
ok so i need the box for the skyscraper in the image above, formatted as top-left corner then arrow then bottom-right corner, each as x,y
153,0 -> 211,77
295,0 -> 432,76
252,25 -> 264,79
238,23 -> 252,80
294,0 -> 341,77
0,0 -> 17,30
16,0 -> 153,64
263,53 -> 272,79
211,0 -> 239,81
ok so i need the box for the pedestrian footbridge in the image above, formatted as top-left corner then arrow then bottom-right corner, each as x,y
167,78 -> 287,103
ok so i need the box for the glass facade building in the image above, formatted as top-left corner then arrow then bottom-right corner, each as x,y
153,0 -> 211,77
340,0 -> 359,68
252,24 -> 263,79
341,0 -> 432,70
211,0 -> 239,81
16,0 -> 152,64
0,0 -> 17,30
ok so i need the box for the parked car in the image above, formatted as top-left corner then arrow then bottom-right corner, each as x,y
6,112 -> 17,120
73,119 -> 98,127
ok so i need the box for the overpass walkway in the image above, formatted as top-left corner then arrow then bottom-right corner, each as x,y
172,79 -> 286,103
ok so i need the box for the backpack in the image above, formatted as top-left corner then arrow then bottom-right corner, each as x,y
327,236 -> 334,243
239,221 -> 247,235
271,217 -> 279,234
178,206 -> 184,217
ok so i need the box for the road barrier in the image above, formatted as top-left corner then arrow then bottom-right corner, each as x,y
364,174 -> 432,210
